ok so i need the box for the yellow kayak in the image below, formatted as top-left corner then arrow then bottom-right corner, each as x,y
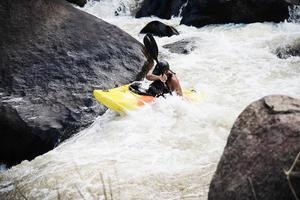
93,84 -> 203,114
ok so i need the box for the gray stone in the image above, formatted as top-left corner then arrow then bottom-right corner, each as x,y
0,0 -> 148,166
209,95 -> 300,200
163,39 -> 196,54
265,95 -> 300,113
275,38 -> 300,59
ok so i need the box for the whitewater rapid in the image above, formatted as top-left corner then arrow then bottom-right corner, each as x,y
1,1 -> 300,199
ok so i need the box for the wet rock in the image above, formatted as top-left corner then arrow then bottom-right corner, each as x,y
66,0 -> 87,7
208,95 -> 300,200
136,0 -> 187,19
163,39 -> 196,54
0,0 -> 148,166
181,0 -> 295,28
275,39 -> 300,59
140,21 -> 179,37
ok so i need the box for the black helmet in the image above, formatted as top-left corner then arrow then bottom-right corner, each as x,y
157,60 -> 169,74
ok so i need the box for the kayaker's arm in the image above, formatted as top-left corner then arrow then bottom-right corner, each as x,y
146,74 -> 166,82
146,67 -> 167,82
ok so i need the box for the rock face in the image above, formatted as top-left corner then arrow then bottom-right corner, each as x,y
276,38 -> 300,59
136,0 -> 187,19
163,39 -> 196,54
136,0 -> 297,27
140,21 -> 179,37
180,0 -> 295,27
0,0 -> 148,166
208,95 -> 300,200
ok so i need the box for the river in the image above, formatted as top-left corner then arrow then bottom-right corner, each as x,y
0,1 -> 300,199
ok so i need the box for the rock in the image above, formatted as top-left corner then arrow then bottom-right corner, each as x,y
66,0 -> 87,7
140,21 -> 179,37
208,95 -> 300,200
163,39 -> 196,54
264,96 -> 300,113
275,39 -> 300,59
136,0 -> 187,19
181,0 -> 295,28
0,0 -> 148,166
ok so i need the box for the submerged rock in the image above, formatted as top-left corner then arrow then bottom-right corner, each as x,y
275,38 -> 300,59
181,0 -> 295,28
136,0 -> 187,19
208,95 -> 300,200
163,39 -> 196,54
140,21 -> 179,37
0,0 -> 148,166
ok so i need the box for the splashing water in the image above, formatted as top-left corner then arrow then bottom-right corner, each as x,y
289,5 -> 300,23
83,0 -> 143,17
1,1 -> 300,199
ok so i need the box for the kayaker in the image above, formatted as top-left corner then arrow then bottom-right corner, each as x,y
146,60 -> 183,97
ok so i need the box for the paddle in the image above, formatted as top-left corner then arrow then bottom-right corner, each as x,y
143,33 -> 159,63
143,33 -> 175,74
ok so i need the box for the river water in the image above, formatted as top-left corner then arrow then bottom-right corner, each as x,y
1,1 -> 300,199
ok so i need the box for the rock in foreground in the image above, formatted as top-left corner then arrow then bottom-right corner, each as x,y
209,95 -> 300,200
0,0 -> 148,166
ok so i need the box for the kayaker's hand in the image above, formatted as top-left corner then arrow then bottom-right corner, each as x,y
159,74 -> 167,82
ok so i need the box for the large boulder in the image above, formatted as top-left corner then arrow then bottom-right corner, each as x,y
0,0 -> 148,166
136,0 -> 187,19
181,0 -> 296,28
140,21 -> 179,37
208,95 -> 300,200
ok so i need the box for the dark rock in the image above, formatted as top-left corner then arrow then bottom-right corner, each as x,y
136,0 -> 187,19
0,0 -> 148,166
275,39 -> 300,59
181,0 -> 296,28
66,0 -> 87,7
208,95 -> 300,200
163,39 -> 196,54
140,21 -> 179,37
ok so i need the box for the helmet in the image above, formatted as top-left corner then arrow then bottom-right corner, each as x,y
157,60 -> 170,74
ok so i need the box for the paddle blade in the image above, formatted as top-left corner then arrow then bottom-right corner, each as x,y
143,33 -> 158,61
